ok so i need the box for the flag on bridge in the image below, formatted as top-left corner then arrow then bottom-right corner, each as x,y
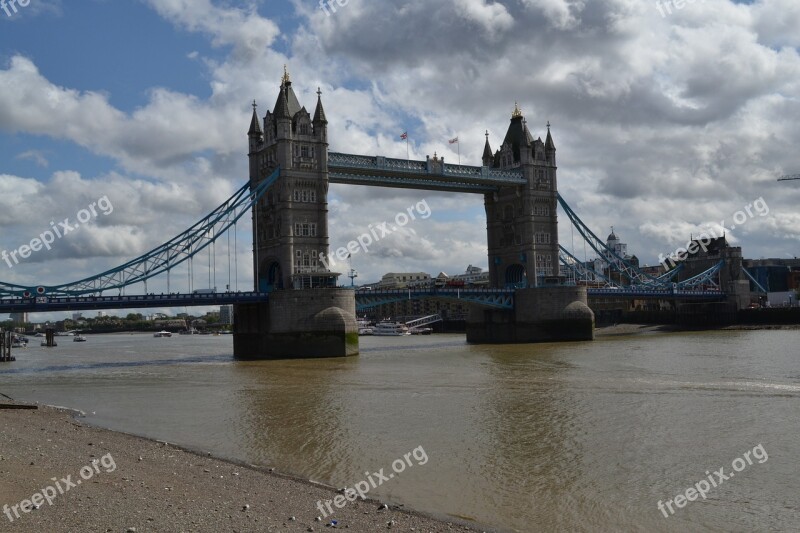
400,131 -> 409,160
450,135 -> 461,164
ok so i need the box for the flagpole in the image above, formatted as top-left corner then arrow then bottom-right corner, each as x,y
406,135 -> 409,161
458,135 -> 461,166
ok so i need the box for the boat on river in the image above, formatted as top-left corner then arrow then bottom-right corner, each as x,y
373,322 -> 411,336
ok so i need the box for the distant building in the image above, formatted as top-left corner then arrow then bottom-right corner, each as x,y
219,305 -> 234,325
563,228 -> 639,285
450,265 -> 490,286
72,312 -> 83,321
154,319 -> 187,329
743,257 -> 800,294
363,297 -> 470,322
10,312 -> 28,325
377,272 -> 432,289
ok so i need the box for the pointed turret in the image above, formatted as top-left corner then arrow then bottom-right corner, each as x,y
313,88 -> 327,124
501,102 -> 526,163
248,100 -> 262,137
482,130 -> 493,167
273,85 -> 291,119
545,121 -> 555,151
545,121 -> 556,165
522,119 -> 534,146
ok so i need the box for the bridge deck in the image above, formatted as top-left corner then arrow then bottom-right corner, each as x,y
328,152 -> 525,193
0,292 -> 269,313
0,287 -> 726,313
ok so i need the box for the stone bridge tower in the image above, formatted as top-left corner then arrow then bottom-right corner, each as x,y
235,68 -> 357,360
247,67 -> 338,291
467,105 -> 593,344
482,104 -> 559,289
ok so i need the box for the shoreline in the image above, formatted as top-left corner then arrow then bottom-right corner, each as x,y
0,398 -> 493,532
594,322 -> 800,337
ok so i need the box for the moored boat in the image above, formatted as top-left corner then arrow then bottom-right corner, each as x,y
153,331 -> 173,338
373,322 -> 411,336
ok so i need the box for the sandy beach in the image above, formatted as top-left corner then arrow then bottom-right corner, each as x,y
0,399 -> 489,533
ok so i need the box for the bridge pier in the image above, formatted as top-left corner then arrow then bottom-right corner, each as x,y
233,288 -> 358,359
466,286 -> 594,344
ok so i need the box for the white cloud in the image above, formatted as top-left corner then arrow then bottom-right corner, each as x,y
3,0 -> 800,298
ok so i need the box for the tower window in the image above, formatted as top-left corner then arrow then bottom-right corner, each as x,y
293,189 -> 317,203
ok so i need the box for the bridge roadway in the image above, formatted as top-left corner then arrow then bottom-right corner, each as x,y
0,292 -> 269,314
327,152 -> 526,193
0,287 -> 726,314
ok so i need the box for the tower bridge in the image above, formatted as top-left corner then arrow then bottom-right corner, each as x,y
234,69 -> 595,358
0,67 -> 745,357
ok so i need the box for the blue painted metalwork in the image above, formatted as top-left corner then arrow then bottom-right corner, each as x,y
559,245 -> 684,288
355,288 -> 515,311
741,266 -> 768,293
559,245 -> 619,287
557,193 -> 665,287
587,288 -> 725,300
0,168 -> 281,298
0,146 -> 732,307
0,291 -> 269,313
0,284 -> 726,314
328,172 -> 499,193
328,152 -> 525,193
673,260 -> 724,289
354,285 -> 723,312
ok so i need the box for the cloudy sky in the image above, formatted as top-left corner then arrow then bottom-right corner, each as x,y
1,0 -> 799,318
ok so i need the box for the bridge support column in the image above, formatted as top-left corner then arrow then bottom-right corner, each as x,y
466,286 -> 594,344
233,288 -> 358,359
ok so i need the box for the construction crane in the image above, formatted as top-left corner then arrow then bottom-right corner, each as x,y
778,174 -> 800,181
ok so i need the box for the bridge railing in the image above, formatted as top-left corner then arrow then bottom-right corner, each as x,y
329,152 -> 525,185
357,287 -> 514,295
0,291 -> 267,309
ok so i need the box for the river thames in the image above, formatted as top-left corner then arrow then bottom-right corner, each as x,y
1,330 -> 797,532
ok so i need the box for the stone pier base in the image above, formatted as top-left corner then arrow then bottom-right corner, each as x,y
466,286 -> 594,344
233,288 -> 359,359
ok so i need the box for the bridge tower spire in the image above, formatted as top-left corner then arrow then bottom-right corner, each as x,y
248,100 -> 263,155
482,130 -> 493,167
483,106 -> 560,289
248,69 -> 338,292
236,69 -> 357,360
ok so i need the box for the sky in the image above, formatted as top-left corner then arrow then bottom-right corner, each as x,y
1,0 -> 799,320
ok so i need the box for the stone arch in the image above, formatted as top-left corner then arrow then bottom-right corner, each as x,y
505,263 -> 527,287
259,258 -> 283,292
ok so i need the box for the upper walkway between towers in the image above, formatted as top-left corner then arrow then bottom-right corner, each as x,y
327,152 -> 527,193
